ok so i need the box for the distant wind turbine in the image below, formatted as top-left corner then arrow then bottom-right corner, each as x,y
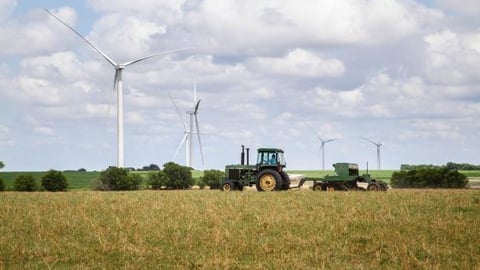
170,82 -> 204,168
306,123 -> 337,170
364,138 -> 382,170
45,9 -> 193,167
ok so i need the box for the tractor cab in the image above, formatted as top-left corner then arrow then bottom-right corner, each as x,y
256,148 -> 286,168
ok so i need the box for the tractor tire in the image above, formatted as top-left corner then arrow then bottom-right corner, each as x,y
235,182 -> 244,191
367,183 -> 380,191
312,183 -> 324,191
280,171 -> 291,190
256,169 -> 283,192
221,180 -> 235,192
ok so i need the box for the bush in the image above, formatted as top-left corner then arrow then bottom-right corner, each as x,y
0,178 -> 4,191
391,168 -> 468,188
199,170 -> 224,189
163,162 -> 193,189
14,175 -> 38,192
98,167 -> 142,191
147,171 -> 169,190
41,170 -> 68,192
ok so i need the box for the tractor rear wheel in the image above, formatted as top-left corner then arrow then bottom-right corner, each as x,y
256,169 -> 282,192
367,183 -> 380,191
221,180 -> 235,191
280,171 -> 291,190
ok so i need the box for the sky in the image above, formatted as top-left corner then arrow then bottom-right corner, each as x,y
0,0 -> 479,171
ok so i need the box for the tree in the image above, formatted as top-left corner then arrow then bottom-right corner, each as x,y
41,170 -> 68,192
14,175 -> 38,192
0,161 -> 4,191
147,171 -> 169,189
391,168 -> 468,188
98,167 -> 142,191
198,170 -> 224,189
163,162 -> 193,189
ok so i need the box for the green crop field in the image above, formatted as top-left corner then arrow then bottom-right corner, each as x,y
0,171 -> 206,191
0,189 -> 479,269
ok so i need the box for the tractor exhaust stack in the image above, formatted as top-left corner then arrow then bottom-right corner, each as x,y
241,145 -> 245,165
246,148 -> 250,166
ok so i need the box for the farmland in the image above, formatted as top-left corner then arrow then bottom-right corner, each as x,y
0,189 -> 479,269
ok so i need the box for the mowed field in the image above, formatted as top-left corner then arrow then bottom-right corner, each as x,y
0,189 -> 479,269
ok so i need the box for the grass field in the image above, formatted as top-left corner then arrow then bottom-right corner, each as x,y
0,189 -> 479,269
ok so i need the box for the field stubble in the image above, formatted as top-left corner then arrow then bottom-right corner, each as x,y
0,190 -> 479,269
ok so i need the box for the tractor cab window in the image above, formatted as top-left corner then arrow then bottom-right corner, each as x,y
257,152 -> 278,165
276,152 -> 286,166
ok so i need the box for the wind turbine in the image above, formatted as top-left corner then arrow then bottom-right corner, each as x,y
45,9 -> 192,167
171,82 -> 204,168
364,138 -> 382,170
305,123 -> 337,170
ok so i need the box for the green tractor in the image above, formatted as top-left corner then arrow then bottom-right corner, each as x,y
220,146 -> 290,191
301,163 -> 389,191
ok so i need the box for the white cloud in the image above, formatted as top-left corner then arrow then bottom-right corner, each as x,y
0,7 -> 77,55
88,14 -> 166,60
0,0 -> 16,21
424,29 -> 480,84
192,0 -> 440,55
0,125 -> 14,147
436,0 -> 480,16
249,49 -> 345,77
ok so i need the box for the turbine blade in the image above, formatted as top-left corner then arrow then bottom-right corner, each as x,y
195,115 -> 205,166
325,138 -> 337,143
44,8 -> 117,67
193,99 -> 201,114
173,133 -> 188,161
107,70 -> 120,116
304,121 -> 324,142
362,137 -> 379,146
169,93 -> 187,131
123,47 -> 196,67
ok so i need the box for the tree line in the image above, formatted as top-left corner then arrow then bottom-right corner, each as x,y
400,162 -> 480,171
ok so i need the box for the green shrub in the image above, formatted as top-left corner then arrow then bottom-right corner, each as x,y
98,167 -> 142,191
147,171 -> 168,190
163,162 -> 193,189
14,175 -> 38,192
391,168 -> 468,188
0,178 -> 4,191
198,170 -> 224,189
41,170 -> 68,192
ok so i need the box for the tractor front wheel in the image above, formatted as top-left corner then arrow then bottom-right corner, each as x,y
256,169 -> 282,192
221,180 -> 235,191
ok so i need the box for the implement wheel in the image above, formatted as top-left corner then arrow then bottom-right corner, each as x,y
367,183 -> 380,191
312,183 -> 324,191
221,181 -> 235,192
256,169 -> 282,192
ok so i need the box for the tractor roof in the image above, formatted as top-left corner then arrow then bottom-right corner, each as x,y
257,148 -> 284,153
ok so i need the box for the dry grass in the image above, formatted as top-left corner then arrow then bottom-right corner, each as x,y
0,189 -> 479,269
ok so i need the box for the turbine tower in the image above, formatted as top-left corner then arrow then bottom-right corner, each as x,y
306,123 -> 336,170
45,9 -> 191,167
171,83 -> 204,168
364,138 -> 382,170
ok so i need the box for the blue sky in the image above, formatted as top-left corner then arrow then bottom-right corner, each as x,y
1,0 -> 480,171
